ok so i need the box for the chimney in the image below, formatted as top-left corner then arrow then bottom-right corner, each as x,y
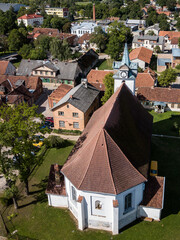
54,164 -> 61,186
93,4 -> 96,22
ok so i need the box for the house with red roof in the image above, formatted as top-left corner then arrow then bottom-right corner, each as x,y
0,61 -> 16,75
159,31 -> 180,50
46,83 -> 165,234
129,47 -> 153,70
17,13 -> 43,27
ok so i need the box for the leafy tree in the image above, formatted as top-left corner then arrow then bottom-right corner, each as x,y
101,73 -> 114,104
8,29 -> 22,51
158,14 -> 170,31
166,0 -> 176,11
18,44 -> 33,59
106,22 -> 132,60
0,103 -> 44,195
29,46 -> 47,60
154,46 -> 162,53
90,26 -> 108,53
0,35 -> 8,52
3,185 -> 19,209
50,38 -> 71,61
34,35 -> 51,51
158,68 -> 177,87
176,18 -> 180,31
62,22 -> 71,33
17,6 -> 27,18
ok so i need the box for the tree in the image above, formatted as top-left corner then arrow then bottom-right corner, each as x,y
50,38 -> 71,61
101,73 -> 114,104
18,44 -> 33,59
29,46 -> 47,60
8,29 -> 22,51
178,38 -> 180,48
176,18 -> 180,32
166,0 -> 176,11
158,68 -> 177,87
90,26 -> 108,53
154,46 -> 162,53
0,35 -> 8,52
106,21 -> 132,60
147,30 -> 156,36
0,103 -> 44,195
34,35 -> 51,51
62,22 -> 71,33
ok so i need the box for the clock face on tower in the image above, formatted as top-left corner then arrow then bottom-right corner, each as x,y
120,71 -> 128,79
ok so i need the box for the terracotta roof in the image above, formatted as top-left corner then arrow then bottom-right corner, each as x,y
18,13 -> 43,19
141,176 -> 165,209
87,70 -> 114,91
6,95 -> 23,104
156,11 -> 171,16
129,47 -> 153,64
137,87 -> 180,103
49,84 -> 72,101
62,83 -> 153,195
0,75 -> 40,90
78,33 -> 92,44
159,31 -> 180,40
46,164 -> 66,196
136,73 -> 155,88
144,67 -> 156,79
0,61 -> 9,75
171,37 -> 179,45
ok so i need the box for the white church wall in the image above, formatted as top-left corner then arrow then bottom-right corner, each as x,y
114,79 -> 135,95
138,206 -> 162,221
47,193 -> 68,207
116,183 -> 145,229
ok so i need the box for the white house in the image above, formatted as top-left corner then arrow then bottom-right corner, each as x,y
17,13 -> 43,27
159,31 -> 180,50
144,24 -> 160,36
71,22 -> 98,37
132,35 -> 164,52
46,83 -> 165,235
113,43 -> 138,95
129,47 -> 153,70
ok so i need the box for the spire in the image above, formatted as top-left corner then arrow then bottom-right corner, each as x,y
122,43 -> 130,66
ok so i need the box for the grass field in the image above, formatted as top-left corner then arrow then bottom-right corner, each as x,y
98,59 -> 114,70
1,112 -> 180,239
150,110 -> 180,136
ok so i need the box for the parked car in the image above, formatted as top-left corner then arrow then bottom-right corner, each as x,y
45,117 -> 54,124
150,160 -> 158,176
45,121 -> 54,127
33,135 -> 44,148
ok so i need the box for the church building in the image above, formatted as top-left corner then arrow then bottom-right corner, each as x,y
113,43 -> 138,95
46,83 -> 165,234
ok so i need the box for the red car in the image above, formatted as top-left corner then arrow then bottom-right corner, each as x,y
45,117 -> 54,124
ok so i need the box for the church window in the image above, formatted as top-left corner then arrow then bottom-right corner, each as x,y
124,193 -> 132,212
71,186 -> 77,201
95,200 -> 102,210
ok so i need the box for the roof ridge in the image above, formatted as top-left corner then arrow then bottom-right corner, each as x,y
78,129 -> 103,189
104,129 -> 147,183
103,128 -> 117,194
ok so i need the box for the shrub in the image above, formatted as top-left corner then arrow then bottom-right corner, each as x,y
45,136 -> 65,148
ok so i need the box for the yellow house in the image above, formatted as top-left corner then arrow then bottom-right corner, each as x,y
52,81 -> 100,131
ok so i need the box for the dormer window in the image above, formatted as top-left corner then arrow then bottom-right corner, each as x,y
95,200 -> 102,210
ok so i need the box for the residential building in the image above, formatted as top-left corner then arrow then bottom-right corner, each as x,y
157,48 -> 180,72
137,87 -> 180,112
113,43 -> 138,94
48,84 -> 72,108
17,50 -> 98,86
0,3 -> 26,12
45,7 -> 69,18
71,22 -> 98,37
129,47 -> 153,70
0,61 -> 16,75
159,31 -> 180,50
132,35 -> 164,51
144,23 -> 160,36
135,72 -> 156,89
0,75 -> 42,105
17,13 -> 44,27
87,69 -> 114,92
51,81 -> 100,131
46,83 -> 165,234
125,19 -> 146,29
78,33 -> 92,50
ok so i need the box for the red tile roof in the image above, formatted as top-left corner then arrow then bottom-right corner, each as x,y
137,87 -> 180,103
129,47 -> 153,64
159,31 -> 180,40
141,176 -> 165,209
136,73 -> 155,88
78,33 -> 92,44
144,67 -> 157,79
156,11 -> 171,16
18,13 -> 43,19
49,84 -> 72,100
87,69 -> 114,91
62,83 -> 153,194
0,61 -> 9,75
171,37 -> 179,45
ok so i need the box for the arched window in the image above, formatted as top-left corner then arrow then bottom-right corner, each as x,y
95,200 -> 102,210
125,193 -> 132,212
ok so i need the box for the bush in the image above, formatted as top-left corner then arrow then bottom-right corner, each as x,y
53,129 -> 82,135
175,64 -> 180,70
44,136 -> 65,148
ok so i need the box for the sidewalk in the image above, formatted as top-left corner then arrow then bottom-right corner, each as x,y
44,132 -> 80,141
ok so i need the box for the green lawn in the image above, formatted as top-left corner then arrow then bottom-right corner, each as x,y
76,1 -> 91,5
150,110 -> 180,136
1,114 -> 180,239
98,59 -> 114,70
